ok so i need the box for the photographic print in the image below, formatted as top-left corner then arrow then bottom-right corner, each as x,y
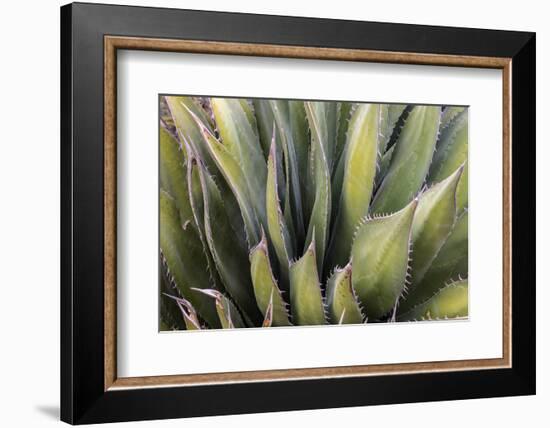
159,96 -> 468,331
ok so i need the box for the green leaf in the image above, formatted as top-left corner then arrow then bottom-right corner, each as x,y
398,279 -> 468,321
429,109 -> 468,184
193,288 -> 246,329
328,104 -> 379,269
440,106 -> 465,130
304,102 -> 332,273
159,126 -> 194,226
165,96 -> 217,174
351,199 -> 417,320
305,101 -> 338,170
187,155 -> 261,324
335,102 -> 353,166
374,144 -> 395,189
160,272 -> 186,331
289,241 -> 327,325
266,140 -> 294,288
211,98 -> 267,232
271,100 -> 306,243
371,106 -> 441,213
185,107 -> 261,246
403,210 -> 468,311
252,99 -> 276,158
159,190 -> 219,327
249,233 -> 292,326
163,293 -> 202,330
379,104 -> 407,155
326,263 -> 363,324
456,160 -> 468,212
410,165 -> 464,289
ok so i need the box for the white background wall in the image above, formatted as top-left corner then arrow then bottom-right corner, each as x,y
0,0 -> 545,426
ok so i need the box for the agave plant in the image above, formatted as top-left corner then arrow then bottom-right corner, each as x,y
159,95 -> 468,330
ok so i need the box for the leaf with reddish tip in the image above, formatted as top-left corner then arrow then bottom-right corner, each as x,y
351,199 -> 417,320
326,264 -> 363,324
249,233 -> 292,326
163,293 -> 203,330
192,288 -> 245,329
159,190 -> 219,327
289,241 -> 326,326
187,155 -> 261,324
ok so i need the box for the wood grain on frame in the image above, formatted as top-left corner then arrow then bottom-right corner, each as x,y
104,35 -> 512,391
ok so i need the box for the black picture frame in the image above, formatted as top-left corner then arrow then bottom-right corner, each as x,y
61,2 -> 535,424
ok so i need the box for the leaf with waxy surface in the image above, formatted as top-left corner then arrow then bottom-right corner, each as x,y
193,288 -> 246,329
249,233 -> 292,326
266,140 -> 294,289
328,104 -> 379,269
304,102 -> 332,273
371,105 -> 441,213
270,100 -> 305,243
351,199 -> 417,319
401,210 -> 468,312
163,293 -> 202,330
440,106 -> 465,130
289,241 -> 326,325
159,190 -> 219,327
429,109 -> 468,184
398,279 -> 468,321
410,165 -> 464,289
211,98 -> 267,232
187,155 -> 261,325
159,126 -> 194,226
326,263 -> 363,324
186,108 -> 261,246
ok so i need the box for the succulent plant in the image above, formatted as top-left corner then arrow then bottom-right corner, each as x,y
159,95 -> 468,330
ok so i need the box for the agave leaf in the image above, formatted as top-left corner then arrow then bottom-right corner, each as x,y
262,295 -> 274,327
326,263 -> 363,324
410,165 -> 464,289
249,233 -> 292,326
211,98 -> 267,231
371,106 -> 441,213
266,140 -> 295,288
160,272 -> 186,331
289,241 -> 327,325
440,106 -> 466,130
429,109 -> 468,184
374,144 -> 395,189
163,293 -> 202,330
335,102 -> 353,165
159,190 -> 219,327
252,99 -> 276,158
187,155 -> 261,324
304,102 -> 332,272
185,108 -> 261,246
398,279 -> 468,321
270,100 -> 306,243
305,101 -> 338,170
351,199 -> 417,320
159,126 -> 195,226
164,96 -> 218,173
379,104 -> 407,155
193,288 -> 246,329
328,104 -> 379,269
402,210 -> 468,312
456,160 -> 468,211
289,101 -> 311,223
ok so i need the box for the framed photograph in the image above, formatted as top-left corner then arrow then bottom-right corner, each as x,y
60,2 -> 536,424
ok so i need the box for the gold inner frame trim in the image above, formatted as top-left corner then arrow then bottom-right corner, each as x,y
104,35 -> 512,391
